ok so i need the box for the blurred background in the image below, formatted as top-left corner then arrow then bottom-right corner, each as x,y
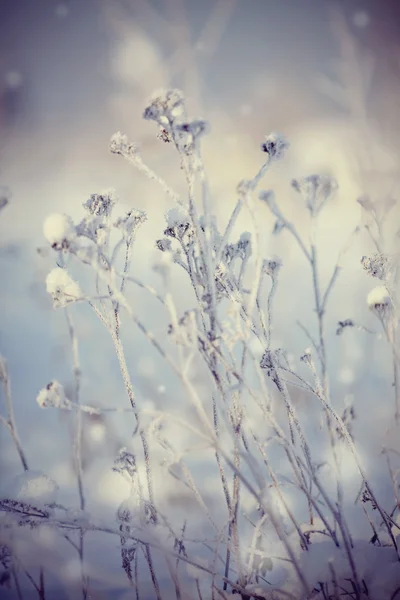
1,0 -> 400,597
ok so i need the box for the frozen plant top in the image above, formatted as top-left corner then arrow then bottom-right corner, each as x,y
37,380 -> 68,409
291,174 -> 338,215
361,253 -> 390,281
143,88 -> 186,126
83,189 -> 117,218
46,267 -> 82,308
43,213 -> 76,250
367,285 -> 392,314
261,132 -> 290,160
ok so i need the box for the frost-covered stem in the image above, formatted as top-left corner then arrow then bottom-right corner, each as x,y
111,330 -> 155,513
230,423 -> 244,588
64,308 -> 87,600
213,396 -> 234,591
64,309 -> 85,512
311,383 -> 399,554
275,373 -> 313,471
0,356 -> 28,471
310,243 -> 327,386
249,428 -> 309,548
310,236 -> 344,513
198,156 -> 218,336
217,446 -> 310,595
114,239 -> 133,337
124,151 -> 182,205
266,275 -> 277,348
246,513 -> 268,580
180,460 -> 218,529
216,198 -> 244,265
143,544 -> 163,600
245,196 -> 264,328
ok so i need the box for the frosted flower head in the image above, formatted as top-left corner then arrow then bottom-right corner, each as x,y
361,253 -> 389,281
113,448 -> 137,480
155,238 -> 172,252
37,380 -> 68,409
109,131 -> 138,156
367,286 -> 392,317
291,174 -> 338,215
174,118 -> 210,153
46,267 -> 82,308
114,209 -> 147,240
43,213 -> 76,250
164,207 -> 192,241
263,255 -> 282,277
143,89 -> 185,125
83,190 -> 117,217
261,132 -> 289,160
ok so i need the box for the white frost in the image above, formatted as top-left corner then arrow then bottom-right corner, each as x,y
43,213 -> 76,248
46,267 -> 82,308
367,285 -> 392,311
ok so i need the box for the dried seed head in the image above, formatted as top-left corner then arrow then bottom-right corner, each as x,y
263,255 -> 282,277
367,286 -> 392,317
46,267 -> 82,308
291,174 -> 338,215
109,132 -> 138,156
43,213 -> 76,250
261,132 -> 289,160
83,190 -> 117,218
361,253 -> 389,281
114,209 -> 147,240
37,380 -> 68,409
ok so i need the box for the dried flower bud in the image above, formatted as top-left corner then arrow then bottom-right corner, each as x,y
300,348 -> 312,364
261,132 -> 289,160
336,319 -> 354,336
263,255 -> 282,277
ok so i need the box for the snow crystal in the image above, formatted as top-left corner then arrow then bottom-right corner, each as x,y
43,213 -> 76,249
46,267 -> 82,308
